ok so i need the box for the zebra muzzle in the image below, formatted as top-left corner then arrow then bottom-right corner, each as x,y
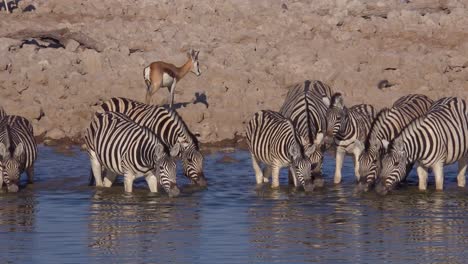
7,184 -> 19,193
168,183 -> 180,197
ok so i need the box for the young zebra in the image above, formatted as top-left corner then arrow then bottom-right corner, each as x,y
245,110 -> 314,192
0,115 -> 37,192
85,111 -> 181,196
376,97 -> 468,195
325,93 -> 375,183
356,94 -> 433,191
279,80 -> 332,187
98,97 -> 206,187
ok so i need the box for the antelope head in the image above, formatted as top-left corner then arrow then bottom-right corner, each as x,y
188,49 -> 201,76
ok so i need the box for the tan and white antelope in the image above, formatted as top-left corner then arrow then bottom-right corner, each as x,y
143,49 -> 201,107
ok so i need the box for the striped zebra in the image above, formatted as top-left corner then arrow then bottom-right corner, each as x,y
85,111 -> 181,196
325,93 -> 375,183
98,97 -> 206,186
376,97 -> 468,195
279,80 -> 332,187
245,110 -> 314,192
356,94 -> 433,191
0,115 -> 37,192
0,106 -> 5,119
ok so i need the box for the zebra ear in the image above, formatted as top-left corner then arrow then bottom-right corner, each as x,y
170,143 -> 181,157
289,144 -> 301,160
314,132 -> 324,145
381,139 -> 390,151
155,144 -> 165,158
177,136 -> 190,149
14,143 -> 24,159
354,140 -> 365,152
322,97 -> 330,107
0,143 -> 6,159
304,144 -> 316,157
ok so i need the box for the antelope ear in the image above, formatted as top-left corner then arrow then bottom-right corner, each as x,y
0,143 -> 6,159
381,139 -> 390,150
289,144 -> 301,160
354,139 -> 365,152
170,143 -> 181,157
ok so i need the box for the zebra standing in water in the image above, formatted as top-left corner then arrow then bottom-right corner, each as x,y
0,115 -> 37,192
98,97 -> 206,186
325,93 -> 375,183
356,94 -> 433,191
376,97 -> 468,195
279,80 -> 332,187
245,110 -> 314,192
85,111 -> 181,196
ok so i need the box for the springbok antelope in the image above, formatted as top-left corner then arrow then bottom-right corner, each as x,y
143,49 -> 201,107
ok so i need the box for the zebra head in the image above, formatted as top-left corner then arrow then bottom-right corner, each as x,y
0,142 -> 23,192
325,93 -> 345,139
356,140 -> 379,192
182,147 -> 206,187
289,143 -> 314,192
153,143 -> 180,197
375,139 -> 408,195
188,49 -> 201,76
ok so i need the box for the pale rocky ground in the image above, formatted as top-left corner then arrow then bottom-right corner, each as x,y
0,0 -> 467,145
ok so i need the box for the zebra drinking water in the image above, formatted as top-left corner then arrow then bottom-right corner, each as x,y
98,97 -> 206,187
84,111 -> 181,196
376,97 -> 468,195
0,115 -> 37,192
245,110 -> 314,191
325,93 -> 375,183
279,80 -> 332,187
356,94 -> 433,191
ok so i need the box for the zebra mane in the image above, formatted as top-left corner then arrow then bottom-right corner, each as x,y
303,80 -> 315,144
164,106 -> 200,149
364,107 -> 390,149
387,115 -> 424,151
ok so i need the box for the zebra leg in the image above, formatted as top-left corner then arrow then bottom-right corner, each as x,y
26,166 -> 34,184
271,166 -> 280,189
289,167 -> 298,187
123,173 -> 136,193
416,164 -> 428,191
145,172 -> 159,193
457,157 -> 467,187
433,162 -> 445,191
103,171 -> 117,188
334,149 -> 345,184
353,148 -> 361,182
262,166 -> 271,183
90,151 -> 104,187
251,155 -> 264,185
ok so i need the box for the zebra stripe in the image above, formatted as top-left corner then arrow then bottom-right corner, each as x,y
325,93 -> 375,183
357,94 -> 433,191
0,107 -> 5,119
0,115 -> 37,192
98,97 -> 206,186
376,97 -> 468,194
85,111 -> 180,196
279,80 -> 332,186
245,110 -> 314,191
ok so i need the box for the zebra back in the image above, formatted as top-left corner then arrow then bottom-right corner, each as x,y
99,97 -> 198,152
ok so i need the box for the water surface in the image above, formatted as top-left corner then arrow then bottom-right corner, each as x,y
1,146 -> 467,263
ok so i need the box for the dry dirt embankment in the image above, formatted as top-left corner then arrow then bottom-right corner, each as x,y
0,0 -> 467,146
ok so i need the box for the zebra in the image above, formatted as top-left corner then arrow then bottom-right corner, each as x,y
245,110 -> 314,192
376,97 -> 468,195
0,106 -> 5,119
98,97 -> 206,187
0,115 -> 37,192
279,80 -> 332,187
355,94 -> 433,191
325,93 -> 375,183
84,111 -> 181,196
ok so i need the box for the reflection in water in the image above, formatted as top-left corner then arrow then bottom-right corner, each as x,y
88,189 -> 202,262
0,189 -> 36,263
1,147 -> 468,263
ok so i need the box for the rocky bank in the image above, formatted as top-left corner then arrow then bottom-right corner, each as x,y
0,0 -> 467,146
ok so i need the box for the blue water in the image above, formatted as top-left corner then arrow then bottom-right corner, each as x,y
1,145 -> 468,263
